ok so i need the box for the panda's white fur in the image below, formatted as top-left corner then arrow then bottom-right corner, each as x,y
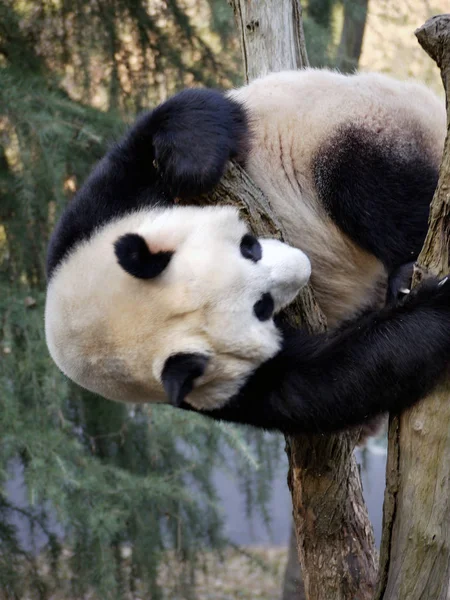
228,70 -> 446,324
46,206 -> 311,409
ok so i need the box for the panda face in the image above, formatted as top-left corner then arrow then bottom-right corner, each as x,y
45,206 -> 310,410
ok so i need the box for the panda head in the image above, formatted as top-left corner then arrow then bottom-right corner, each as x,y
45,206 -> 311,410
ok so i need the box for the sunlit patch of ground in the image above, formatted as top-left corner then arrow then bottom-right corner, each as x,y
158,547 -> 287,599
5,546 -> 288,600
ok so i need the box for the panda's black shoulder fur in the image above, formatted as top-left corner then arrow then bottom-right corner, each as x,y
46,89 -> 249,279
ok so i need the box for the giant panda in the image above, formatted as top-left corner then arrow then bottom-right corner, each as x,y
45,69 -> 450,434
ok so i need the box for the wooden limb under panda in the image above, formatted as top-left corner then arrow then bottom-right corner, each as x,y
185,1 -> 378,596
183,160 -> 380,600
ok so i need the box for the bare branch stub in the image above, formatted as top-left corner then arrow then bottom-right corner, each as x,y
415,15 -> 450,78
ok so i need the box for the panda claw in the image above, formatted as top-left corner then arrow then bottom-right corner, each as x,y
438,276 -> 449,287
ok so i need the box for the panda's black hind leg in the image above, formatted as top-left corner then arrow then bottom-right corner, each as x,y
313,123 -> 438,271
150,89 -> 249,199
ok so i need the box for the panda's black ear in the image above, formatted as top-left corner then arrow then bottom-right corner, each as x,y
161,353 -> 209,407
114,233 -> 172,279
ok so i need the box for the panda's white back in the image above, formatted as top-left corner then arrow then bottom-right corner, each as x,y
228,69 -> 446,324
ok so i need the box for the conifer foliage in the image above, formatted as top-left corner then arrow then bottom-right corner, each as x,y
0,2 -> 280,597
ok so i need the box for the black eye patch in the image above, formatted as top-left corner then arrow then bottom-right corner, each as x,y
253,293 -> 274,321
240,234 -> 262,262
114,233 -> 172,279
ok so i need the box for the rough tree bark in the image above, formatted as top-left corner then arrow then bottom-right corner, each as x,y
375,14 -> 450,600
185,2 -> 379,599
231,0 -> 309,78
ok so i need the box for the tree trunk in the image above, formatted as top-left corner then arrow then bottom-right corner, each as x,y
307,0 -> 334,32
195,2 -> 378,599
230,0 -> 309,80
336,0 -> 369,73
375,14 -> 450,600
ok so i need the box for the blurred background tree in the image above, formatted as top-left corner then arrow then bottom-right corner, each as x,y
0,2 -> 269,598
0,1 -> 446,599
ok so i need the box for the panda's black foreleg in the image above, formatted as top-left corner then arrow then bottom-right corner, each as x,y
47,89 -> 248,277
188,276 -> 450,434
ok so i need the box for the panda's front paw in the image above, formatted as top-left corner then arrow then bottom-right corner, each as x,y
386,262 -> 414,305
403,275 -> 450,311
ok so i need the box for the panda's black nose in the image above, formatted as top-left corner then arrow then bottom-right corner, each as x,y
253,293 -> 275,321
